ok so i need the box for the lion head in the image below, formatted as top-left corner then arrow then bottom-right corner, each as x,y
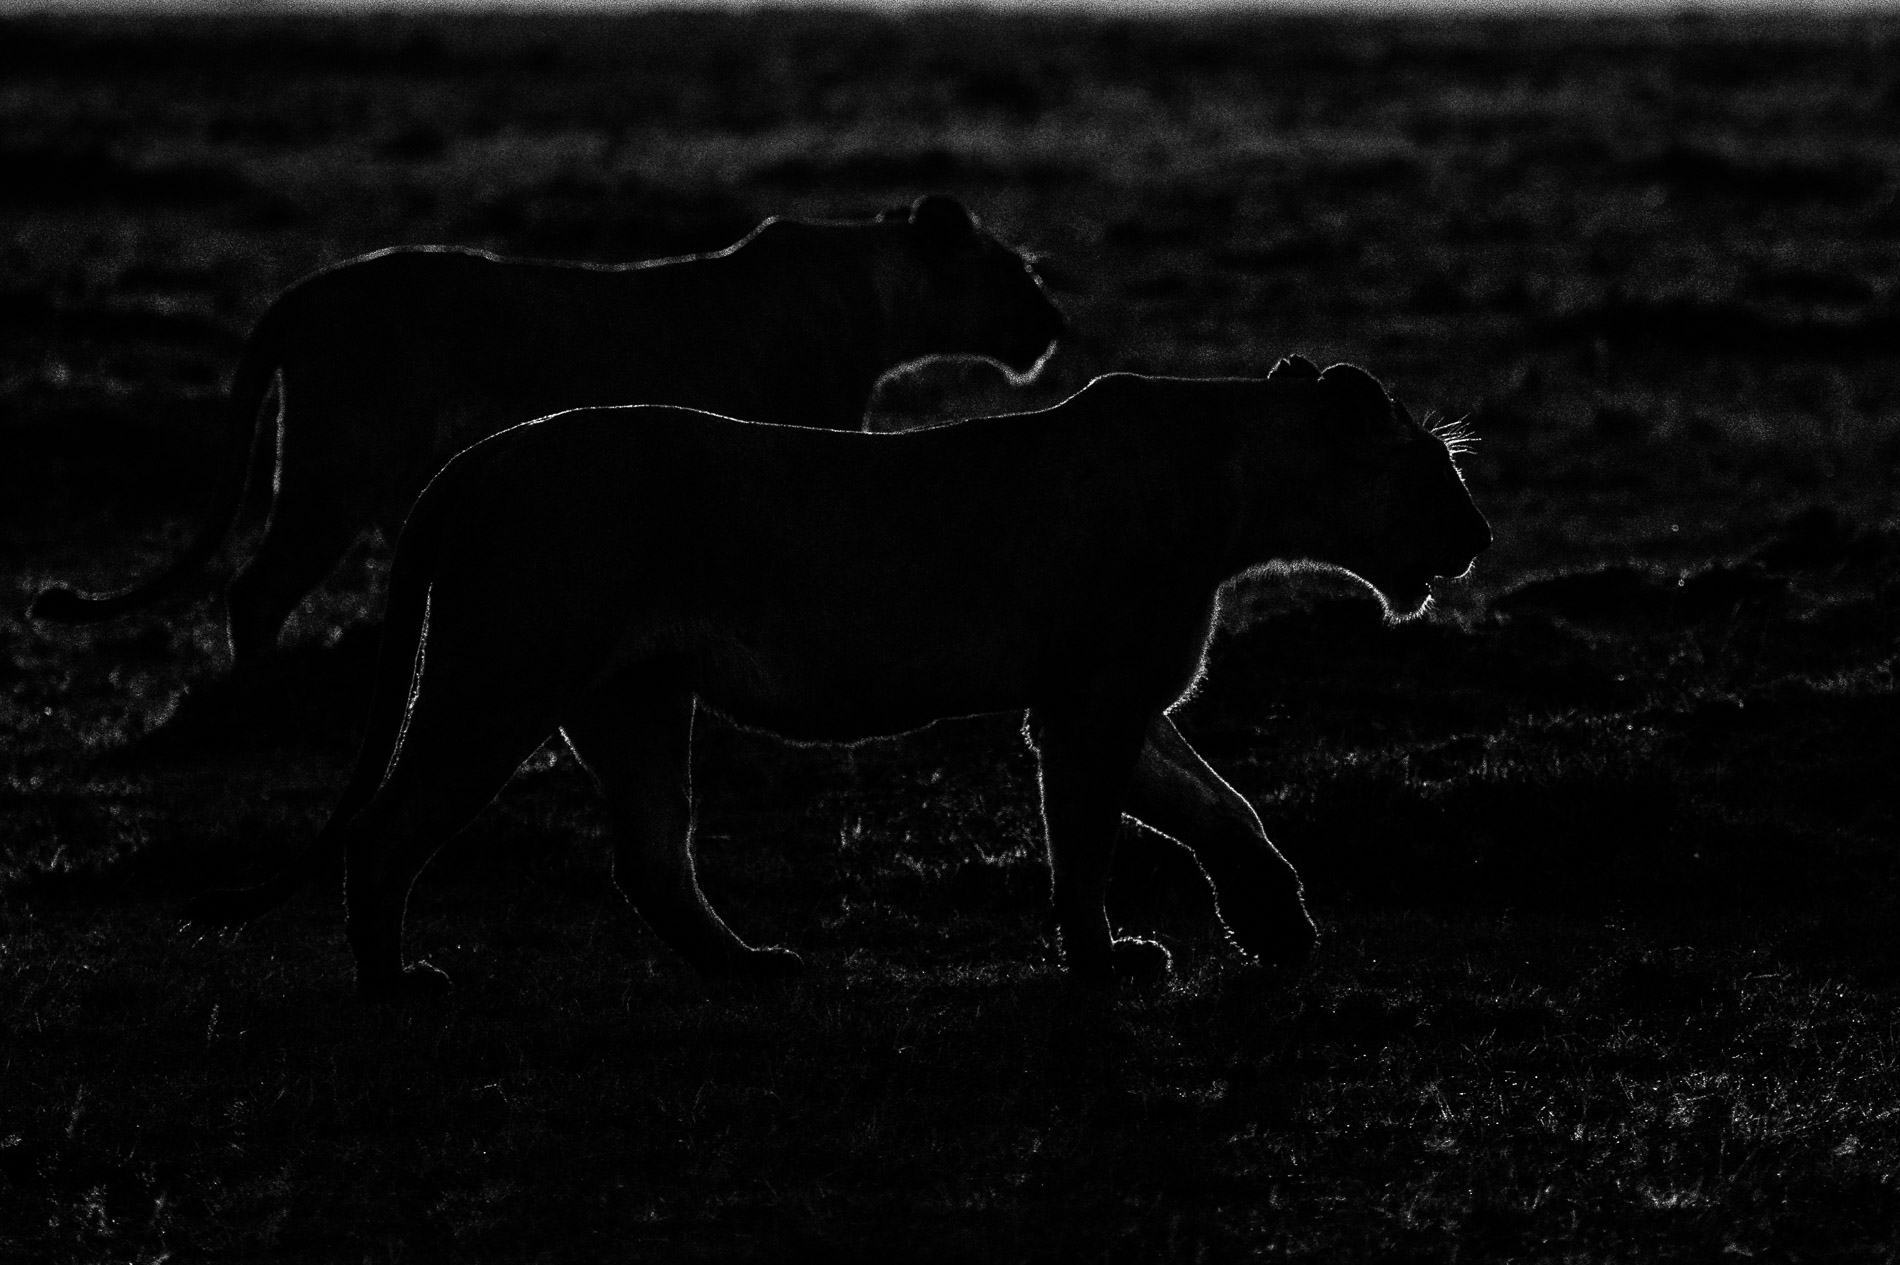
1261,354 -> 1492,619
878,194 -> 1067,381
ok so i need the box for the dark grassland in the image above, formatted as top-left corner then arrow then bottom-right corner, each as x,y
3,9 -> 1899,1261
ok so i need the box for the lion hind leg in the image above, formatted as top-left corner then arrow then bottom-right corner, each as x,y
225,466 -> 373,668
225,380 -> 418,668
1027,705 -> 1166,984
563,672 -> 802,982
342,686 -> 561,1000
1124,714 -> 1318,969
343,752 -> 537,1000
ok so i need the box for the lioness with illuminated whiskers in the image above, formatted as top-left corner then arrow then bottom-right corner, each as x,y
32,195 -> 1064,668
185,356 -> 1490,997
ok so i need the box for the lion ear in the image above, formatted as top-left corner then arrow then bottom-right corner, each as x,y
1318,362 -> 1402,439
1266,354 -> 1322,381
912,195 -> 982,258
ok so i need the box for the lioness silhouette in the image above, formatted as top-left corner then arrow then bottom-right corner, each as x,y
186,356 -> 1491,997
33,195 -> 1065,668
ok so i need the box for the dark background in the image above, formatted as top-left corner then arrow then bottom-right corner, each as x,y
2,9 -> 1897,1261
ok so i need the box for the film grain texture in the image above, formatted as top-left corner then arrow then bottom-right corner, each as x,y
2,11 -> 1898,1261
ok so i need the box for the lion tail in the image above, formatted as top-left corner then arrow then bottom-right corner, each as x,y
180,473 -> 451,930
30,296 -> 290,625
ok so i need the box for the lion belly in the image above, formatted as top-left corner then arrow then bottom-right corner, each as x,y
612,612 -> 1044,745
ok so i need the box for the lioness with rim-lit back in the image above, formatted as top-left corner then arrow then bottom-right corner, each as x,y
185,356 -> 1490,997
32,195 -> 1064,668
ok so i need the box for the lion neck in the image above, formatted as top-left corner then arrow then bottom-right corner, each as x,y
1224,383 -> 1360,580
1099,375 -> 1332,584
711,221 -> 897,421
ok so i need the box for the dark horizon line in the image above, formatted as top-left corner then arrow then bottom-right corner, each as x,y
6,0 -> 1900,20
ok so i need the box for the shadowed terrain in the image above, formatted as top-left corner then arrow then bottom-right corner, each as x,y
2,10 -> 1897,1261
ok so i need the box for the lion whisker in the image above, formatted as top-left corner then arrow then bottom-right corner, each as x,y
1427,411 -> 1480,458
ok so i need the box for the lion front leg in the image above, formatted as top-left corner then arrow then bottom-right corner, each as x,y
1124,713 -> 1318,969
1027,706 -> 1170,984
562,673 -> 803,983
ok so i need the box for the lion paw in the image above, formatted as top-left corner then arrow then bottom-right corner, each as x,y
1068,935 -> 1172,985
357,959 -> 454,1002
1221,907 -> 1320,969
1110,935 -> 1173,982
742,945 -> 806,978
703,945 -> 806,984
